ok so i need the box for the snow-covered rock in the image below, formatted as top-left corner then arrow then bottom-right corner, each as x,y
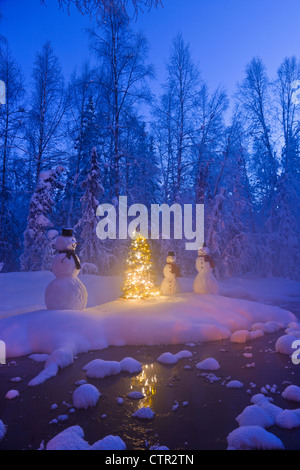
236,405 -> 274,428
282,385 -> 300,403
46,425 -> 126,451
29,348 -> 74,387
157,352 -> 178,365
120,357 -> 142,374
227,426 -> 284,450
73,384 -> 101,410
196,358 -> 220,371
132,407 -> 155,420
275,334 -> 298,355
5,390 -> 19,400
83,360 -> 121,379
128,391 -> 145,400
226,380 -> 244,389
275,410 -> 300,429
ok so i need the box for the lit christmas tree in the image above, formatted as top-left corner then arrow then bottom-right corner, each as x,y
122,233 -> 160,300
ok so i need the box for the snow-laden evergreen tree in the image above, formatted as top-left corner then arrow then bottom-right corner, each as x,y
20,167 -> 64,271
75,148 -> 106,269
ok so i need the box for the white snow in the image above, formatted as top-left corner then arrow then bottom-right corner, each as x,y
72,384 -> 101,410
5,390 -> 19,400
236,405 -> 274,428
29,354 -> 50,363
282,385 -> 300,403
132,407 -> 155,420
83,357 -> 142,379
128,391 -> 145,400
0,273 -> 296,386
226,380 -> 244,389
46,425 -> 126,451
230,330 -> 250,344
0,420 -> 6,441
227,426 -> 284,450
275,334 -> 298,355
196,358 -> 221,371
157,350 -> 193,365
275,410 -> 300,429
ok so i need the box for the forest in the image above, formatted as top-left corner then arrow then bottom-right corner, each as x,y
0,6 -> 299,279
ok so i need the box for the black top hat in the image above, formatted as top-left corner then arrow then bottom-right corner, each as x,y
168,251 -> 175,257
62,228 -> 73,237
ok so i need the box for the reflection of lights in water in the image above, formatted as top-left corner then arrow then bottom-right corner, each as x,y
130,364 -> 157,408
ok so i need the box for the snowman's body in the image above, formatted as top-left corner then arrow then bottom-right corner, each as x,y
45,232 -> 88,310
193,247 -> 218,295
161,255 -> 180,296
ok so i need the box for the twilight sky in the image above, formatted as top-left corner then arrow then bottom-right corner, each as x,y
1,0 -> 300,106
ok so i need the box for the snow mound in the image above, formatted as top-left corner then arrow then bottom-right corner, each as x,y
83,360 -> 121,379
275,410 -> 300,429
5,390 -> 19,400
227,426 -> 284,450
0,420 -> 6,441
196,358 -> 220,371
230,330 -> 250,344
89,435 -> 126,451
73,384 -> 101,410
120,357 -> 142,374
128,391 -> 145,400
250,394 -> 282,420
275,334 -> 298,355
29,354 -> 50,363
157,350 -> 193,365
83,357 -> 142,379
282,385 -> 300,403
46,425 -> 126,451
226,380 -> 244,389
132,407 -> 155,420
157,352 -> 178,365
236,405 -> 274,428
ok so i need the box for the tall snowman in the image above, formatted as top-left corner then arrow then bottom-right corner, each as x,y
193,244 -> 218,294
161,251 -> 181,295
45,228 -> 88,310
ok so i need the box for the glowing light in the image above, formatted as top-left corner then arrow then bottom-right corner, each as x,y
122,234 -> 160,300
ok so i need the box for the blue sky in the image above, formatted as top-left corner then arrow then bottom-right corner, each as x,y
1,0 -> 300,103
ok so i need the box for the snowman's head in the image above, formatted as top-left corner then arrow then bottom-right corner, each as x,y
198,244 -> 210,256
55,229 -> 78,252
166,251 -> 176,264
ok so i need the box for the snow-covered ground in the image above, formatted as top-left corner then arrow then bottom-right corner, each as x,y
0,271 -> 299,387
1,272 -> 300,320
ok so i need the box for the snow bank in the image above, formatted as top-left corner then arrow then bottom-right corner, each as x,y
0,420 -> 6,441
227,426 -> 284,450
73,384 -> 101,410
230,330 -> 250,344
282,385 -> 300,403
83,357 -> 142,379
46,425 -> 126,451
0,289 -> 294,381
196,358 -> 220,371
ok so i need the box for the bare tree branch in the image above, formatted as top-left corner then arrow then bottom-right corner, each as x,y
40,0 -> 163,18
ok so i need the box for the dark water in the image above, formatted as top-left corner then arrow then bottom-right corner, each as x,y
0,302 -> 299,450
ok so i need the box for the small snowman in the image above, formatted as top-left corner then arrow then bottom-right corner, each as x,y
161,251 -> 181,295
45,228 -> 88,310
193,244 -> 218,294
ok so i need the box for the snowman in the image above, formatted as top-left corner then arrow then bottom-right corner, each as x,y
193,244 -> 218,294
161,251 -> 181,295
45,228 -> 88,310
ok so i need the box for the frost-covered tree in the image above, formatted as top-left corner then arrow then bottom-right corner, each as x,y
75,148 -> 105,267
27,42 -> 67,182
20,167 -> 64,271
